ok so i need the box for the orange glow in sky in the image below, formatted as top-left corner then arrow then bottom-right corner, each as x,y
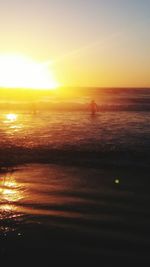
0,0 -> 150,88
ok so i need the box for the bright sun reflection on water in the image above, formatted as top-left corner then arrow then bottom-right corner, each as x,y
0,172 -> 23,206
3,112 -> 25,133
6,113 -> 18,122
0,171 -> 25,235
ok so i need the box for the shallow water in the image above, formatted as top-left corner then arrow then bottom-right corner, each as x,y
0,89 -> 150,263
0,111 -> 150,151
0,164 -> 150,264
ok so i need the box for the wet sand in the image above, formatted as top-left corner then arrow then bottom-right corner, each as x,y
0,163 -> 150,265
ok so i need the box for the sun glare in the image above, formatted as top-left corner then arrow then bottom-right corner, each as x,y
0,54 -> 58,90
6,113 -> 18,122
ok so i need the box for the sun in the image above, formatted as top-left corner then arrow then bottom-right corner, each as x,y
0,54 -> 59,90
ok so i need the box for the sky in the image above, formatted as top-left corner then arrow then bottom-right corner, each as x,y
0,0 -> 150,87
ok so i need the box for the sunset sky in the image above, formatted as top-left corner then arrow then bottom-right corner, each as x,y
0,0 -> 150,88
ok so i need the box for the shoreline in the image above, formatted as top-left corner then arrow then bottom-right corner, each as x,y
0,163 -> 150,264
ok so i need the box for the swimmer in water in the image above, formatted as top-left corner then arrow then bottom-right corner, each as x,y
90,100 -> 98,115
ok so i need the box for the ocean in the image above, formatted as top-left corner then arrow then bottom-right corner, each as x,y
0,88 -> 150,264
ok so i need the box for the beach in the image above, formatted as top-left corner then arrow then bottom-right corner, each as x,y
0,0 -> 150,264
0,88 -> 150,264
0,163 -> 150,265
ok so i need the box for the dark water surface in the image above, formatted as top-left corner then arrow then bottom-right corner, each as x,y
0,88 -> 150,264
0,164 -> 150,264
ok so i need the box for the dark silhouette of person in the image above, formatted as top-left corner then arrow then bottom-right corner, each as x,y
90,100 -> 98,115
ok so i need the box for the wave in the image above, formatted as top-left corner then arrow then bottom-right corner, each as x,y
0,145 -> 150,170
0,87 -> 150,111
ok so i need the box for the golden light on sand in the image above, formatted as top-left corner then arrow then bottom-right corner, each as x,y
0,54 -> 58,90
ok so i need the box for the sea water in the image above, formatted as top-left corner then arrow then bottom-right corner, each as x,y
0,88 -> 150,264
